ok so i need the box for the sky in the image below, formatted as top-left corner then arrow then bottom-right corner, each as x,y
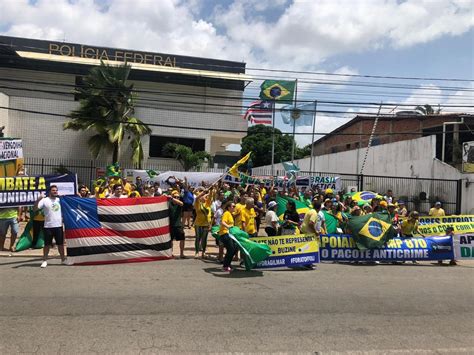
0,0 -> 473,147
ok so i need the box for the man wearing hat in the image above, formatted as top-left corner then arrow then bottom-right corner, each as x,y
429,201 -> 446,217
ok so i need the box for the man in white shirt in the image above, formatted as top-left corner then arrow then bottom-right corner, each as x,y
109,184 -> 127,198
264,201 -> 279,236
34,185 -> 66,268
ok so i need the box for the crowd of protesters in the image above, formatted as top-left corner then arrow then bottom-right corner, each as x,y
0,173 -> 455,269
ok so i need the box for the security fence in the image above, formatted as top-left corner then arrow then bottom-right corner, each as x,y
22,158 -> 462,215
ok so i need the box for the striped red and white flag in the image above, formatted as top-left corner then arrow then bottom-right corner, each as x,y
61,196 -> 173,265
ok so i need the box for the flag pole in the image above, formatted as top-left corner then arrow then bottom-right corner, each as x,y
271,99 -> 276,176
291,79 -> 298,164
309,100 -> 318,174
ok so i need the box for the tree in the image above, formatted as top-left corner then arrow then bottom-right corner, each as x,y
63,61 -> 151,167
240,125 -> 300,167
295,143 -> 312,159
415,104 -> 441,116
162,143 -> 211,171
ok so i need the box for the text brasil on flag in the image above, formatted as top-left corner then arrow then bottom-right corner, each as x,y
61,196 -> 173,265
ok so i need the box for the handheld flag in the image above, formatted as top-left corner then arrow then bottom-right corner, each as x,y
275,195 -> 309,222
228,152 -> 251,178
260,80 -> 296,102
347,212 -> 397,250
106,163 -> 121,177
210,226 -> 272,271
243,100 -> 273,125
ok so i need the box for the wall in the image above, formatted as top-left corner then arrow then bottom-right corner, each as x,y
254,135 -> 474,213
0,92 -> 9,134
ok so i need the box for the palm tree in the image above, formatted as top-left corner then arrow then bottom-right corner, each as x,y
63,62 -> 151,167
162,143 -> 211,171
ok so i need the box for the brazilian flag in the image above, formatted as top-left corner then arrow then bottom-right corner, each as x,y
275,195 -> 308,221
210,226 -> 272,271
347,212 -> 397,250
322,210 -> 338,234
260,80 -> 296,101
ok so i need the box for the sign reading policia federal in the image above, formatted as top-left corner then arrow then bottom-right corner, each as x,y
0,174 -> 77,207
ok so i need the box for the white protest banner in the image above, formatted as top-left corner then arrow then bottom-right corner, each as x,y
156,171 -> 224,188
123,169 -> 161,184
0,139 -> 23,161
454,234 -> 474,259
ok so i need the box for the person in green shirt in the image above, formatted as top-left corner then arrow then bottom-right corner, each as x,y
0,207 -> 20,252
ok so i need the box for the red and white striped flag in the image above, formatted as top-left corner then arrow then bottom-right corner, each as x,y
243,100 -> 274,125
61,196 -> 173,265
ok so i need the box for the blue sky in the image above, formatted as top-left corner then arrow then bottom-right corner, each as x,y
0,0 -> 472,146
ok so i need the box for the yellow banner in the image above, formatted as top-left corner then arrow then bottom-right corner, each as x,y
415,215 -> 474,236
252,234 -> 319,256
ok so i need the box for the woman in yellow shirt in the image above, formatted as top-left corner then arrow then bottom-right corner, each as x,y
194,187 -> 214,259
241,198 -> 257,237
219,201 -> 238,272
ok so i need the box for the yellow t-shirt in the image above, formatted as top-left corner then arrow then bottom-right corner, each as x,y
219,210 -> 234,236
234,203 -> 245,229
301,209 -> 318,234
194,200 -> 211,227
400,219 -> 419,236
241,207 -> 257,234
429,208 -> 445,217
123,182 -> 132,194
94,187 -> 107,198
0,208 -> 18,219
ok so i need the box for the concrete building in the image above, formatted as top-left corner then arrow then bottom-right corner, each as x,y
0,35 -> 250,169
312,113 -> 474,166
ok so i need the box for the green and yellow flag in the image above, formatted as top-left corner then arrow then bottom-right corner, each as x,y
347,212 -> 397,250
228,152 -> 251,177
260,80 -> 296,101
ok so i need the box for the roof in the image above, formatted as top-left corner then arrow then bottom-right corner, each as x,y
0,35 -> 252,90
312,113 -> 474,146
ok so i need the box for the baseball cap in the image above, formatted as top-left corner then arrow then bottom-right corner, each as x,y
325,188 -> 334,194
380,201 -> 388,208
268,201 -> 277,209
331,198 -> 337,203
171,190 -> 180,197
435,201 -> 441,205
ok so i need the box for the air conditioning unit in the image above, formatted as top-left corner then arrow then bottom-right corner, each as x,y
346,185 -> 358,193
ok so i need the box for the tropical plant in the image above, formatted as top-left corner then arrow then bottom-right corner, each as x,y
240,125 -> 304,166
162,143 -> 211,171
63,61 -> 151,167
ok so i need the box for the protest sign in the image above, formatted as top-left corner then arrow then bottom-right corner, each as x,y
252,234 -> 320,268
415,215 -> 474,236
0,138 -> 24,177
223,173 -> 341,190
0,174 -> 77,207
453,234 -> 474,259
320,234 -> 454,261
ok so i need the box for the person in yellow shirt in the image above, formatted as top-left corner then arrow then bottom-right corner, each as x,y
241,198 -> 257,237
219,201 -> 237,272
194,187 -> 214,259
429,202 -> 446,217
233,193 -> 247,229
400,211 -> 420,237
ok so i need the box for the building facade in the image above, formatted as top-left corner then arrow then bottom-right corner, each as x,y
312,113 -> 474,165
0,36 -> 250,169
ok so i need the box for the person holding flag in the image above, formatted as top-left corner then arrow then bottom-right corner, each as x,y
219,201 -> 238,272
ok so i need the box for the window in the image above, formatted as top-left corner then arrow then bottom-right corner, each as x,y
346,143 -> 351,149
149,136 -> 206,158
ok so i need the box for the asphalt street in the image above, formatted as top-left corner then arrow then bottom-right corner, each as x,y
0,257 -> 473,354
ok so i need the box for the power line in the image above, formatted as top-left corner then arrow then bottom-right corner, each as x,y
1,105 -> 473,137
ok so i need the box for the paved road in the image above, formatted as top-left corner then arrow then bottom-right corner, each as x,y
0,257 -> 472,354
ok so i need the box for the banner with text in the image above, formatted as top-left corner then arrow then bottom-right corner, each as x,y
453,234 -> 474,260
415,215 -> 474,237
224,173 -> 341,190
251,234 -> 320,268
320,234 -> 454,261
0,174 -> 77,207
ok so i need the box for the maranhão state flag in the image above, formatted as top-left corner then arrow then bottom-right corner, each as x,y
61,196 -> 173,265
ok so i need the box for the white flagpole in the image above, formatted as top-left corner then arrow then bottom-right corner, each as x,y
291,79 -> 298,164
309,100 -> 318,173
271,99 -> 276,176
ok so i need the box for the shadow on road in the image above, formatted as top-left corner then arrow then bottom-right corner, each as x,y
203,267 -> 264,278
0,258 -> 43,267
